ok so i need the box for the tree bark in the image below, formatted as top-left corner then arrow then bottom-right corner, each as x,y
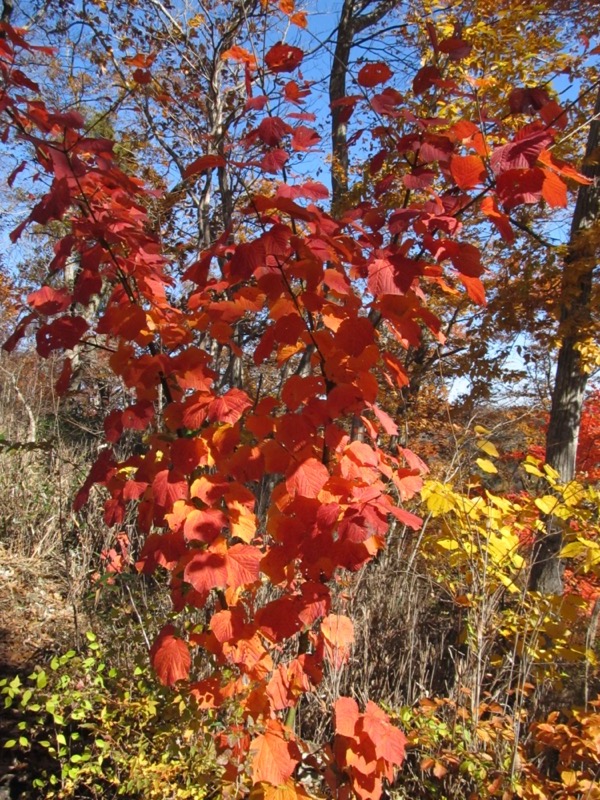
329,0 -> 400,214
529,87 -> 600,592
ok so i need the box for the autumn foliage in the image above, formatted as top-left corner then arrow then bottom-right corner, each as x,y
0,4 -> 598,797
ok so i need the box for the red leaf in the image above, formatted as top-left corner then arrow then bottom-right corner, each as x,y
260,148 -> 289,173
413,65 -> 441,95
282,375 -> 324,411
183,508 -> 227,543
265,43 -> 304,73
335,316 -> 375,357
286,458 -> 329,498
539,100 -> 568,130
284,80 -> 309,104
210,608 -> 246,644
291,125 -> 321,151
183,550 -> 228,593
403,168 -> 435,190
508,87 -> 551,114
538,150 -> 592,184
28,286 -> 72,315
370,87 -> 403,115
290,11 -> 307,28
295,180 -> 329,200
438,37 -> 472,60
207,388 -> 252,424
7,160 -> 26,187
250,720 -> 300,785
357,62 -> 393,88
122,401 -> 155,431
136,531 -> 186,573
256,116 -> 292,147
152,469 -> 188,510
132,68 -> 152,84
226,544 -> 262,589
227,239 -> 266,281
496,167 -> 544,210
382,351 -> 409,389
371,403 -> 398,435
450,242 -> 483,277
367,256 -> 402,297
491,129 -> 553,175
450,155 -> 486,190
150,624 -> 191,686
387,505 -> 422,530
184,154 -> 226,179
36,316 -> 88,357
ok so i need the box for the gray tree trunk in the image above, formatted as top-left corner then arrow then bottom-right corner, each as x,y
329,0 -> 400,214
529,87 -> 600,592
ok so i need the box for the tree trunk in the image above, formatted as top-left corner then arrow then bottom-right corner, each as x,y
529,87 -> 600,592
329,0 -> 400,214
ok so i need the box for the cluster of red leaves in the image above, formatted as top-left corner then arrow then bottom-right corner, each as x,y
331,697 -> 407,800
577,389 -> 600,482
0,18 -> 588,797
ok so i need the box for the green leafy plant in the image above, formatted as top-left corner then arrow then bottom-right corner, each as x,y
1,632 -> 220,799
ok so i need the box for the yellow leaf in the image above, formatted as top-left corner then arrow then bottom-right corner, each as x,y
543,463 -> 560,482
535,496 -> 558,515
422,481 -> 456,515
476,458 -> 497,474
523,456 -> 544,477
477,439 -> 499,457
560,540 -> 587,559
437,539 -> 460,551
560,770 -> 578,788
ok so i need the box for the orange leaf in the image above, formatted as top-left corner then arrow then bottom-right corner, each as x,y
221,45 -> 257,69
457,273 -> 486,306
450,154 -> 486,190
286,457 -> 329,498
538,149 -> 592,184
226,543 -> 262,589
183,549 -> 228,593
362,701 -> 407,765
322,614 -> 354,667
250,720 -> 300,786
150,624 -> 191,686
335,696 -> 360,737
481,195 -> 514,242
290,11 -> 307,28
542,169 -> 567,208
263,780 -> 311,799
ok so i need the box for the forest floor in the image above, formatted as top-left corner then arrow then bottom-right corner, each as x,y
0,543 -> 79,796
